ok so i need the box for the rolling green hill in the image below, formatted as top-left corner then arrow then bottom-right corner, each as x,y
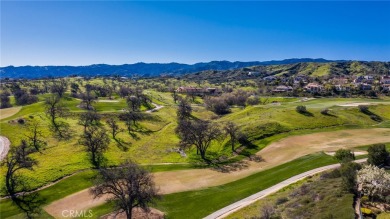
182,61 -> 390,82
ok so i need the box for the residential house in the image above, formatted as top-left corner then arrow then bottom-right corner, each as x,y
381,84 -> 390,92
263,76 -> 277,81
334,84 -> 350,92
304,83 -> 324,93
357,83 -> 372,91
273,85 -> 293,93
380,76 -> 390,84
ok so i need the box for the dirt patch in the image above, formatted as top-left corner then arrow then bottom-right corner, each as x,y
0,106 -> 22,120
44,128 -> 390,218
324,151 -> 367,156
101,208 -> 164,219
338,102 -> 380,107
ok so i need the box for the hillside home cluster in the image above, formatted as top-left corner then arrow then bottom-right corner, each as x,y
262,74 -> 390,94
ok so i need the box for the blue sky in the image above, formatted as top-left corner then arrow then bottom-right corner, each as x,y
1,1 -> 389,66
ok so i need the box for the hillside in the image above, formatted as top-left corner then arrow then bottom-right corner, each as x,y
0,58 -> 335,79
182,61 -> 390,82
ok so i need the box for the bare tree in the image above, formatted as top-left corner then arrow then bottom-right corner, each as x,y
78,111 -> 101,131
0,92 -> 12,108
177,98 -> 192,120
79,126 -> 110,168
50,79 -> 68,98
106,118 -> 124,140
121,111 -> 142,134
25,120 -> 47,152
176,119 -> 222,162
79,91 -> 96,110
127,96 -> 141,112
90,160 -> 159,219
70,82 -> 80,97
224,122 -> 240,152
2,140 -> 41,218
44,94 -> 69,138
171,90 -> 178,103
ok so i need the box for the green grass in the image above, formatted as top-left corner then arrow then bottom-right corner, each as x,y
355,143 -> 390,151
86,153 -> 338,219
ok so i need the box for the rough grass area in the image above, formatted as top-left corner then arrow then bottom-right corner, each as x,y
226,171 -> 355,219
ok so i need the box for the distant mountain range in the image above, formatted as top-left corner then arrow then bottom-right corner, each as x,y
0,58 -> 339,79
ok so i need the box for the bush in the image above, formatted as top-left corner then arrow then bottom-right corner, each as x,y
246,96 -> 260,106
296,105 -> 308,114
367,144 -> 389,167
358,105 -> 369,113
321,108 -> 330,115
204,97 -> 231,115
17,118 -> 25,124
334,149 -> 355,163
320,169 -> 341,179
275,197 -> 288,205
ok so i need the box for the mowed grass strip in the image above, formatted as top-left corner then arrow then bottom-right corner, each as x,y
85,153 -> 337,219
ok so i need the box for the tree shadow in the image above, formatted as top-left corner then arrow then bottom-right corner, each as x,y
8,175 -> 45,218
128,131 -> 140,140
115,138 -> 131,151
298,111 -> 314,117
52,122 -> 73,140
211,160 -> 250,173
360,108 -> 382,122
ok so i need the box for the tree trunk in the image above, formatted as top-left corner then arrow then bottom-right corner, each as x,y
126,207 -> 132,219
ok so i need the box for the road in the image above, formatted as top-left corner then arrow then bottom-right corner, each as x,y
0,136 -> 10,161
204,159 -> 367,219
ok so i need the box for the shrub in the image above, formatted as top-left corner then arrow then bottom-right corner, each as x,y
204,97 -> 231,115
17,118 -> 25,124
334,149 -> 355,163
321,108 -> 330,115
296,105 -> 307,114
246,96 -> 260,105
358,105 -> 369,113
275,197 -> 288,205
367,144 -> 389,167
320,169 -> 341,179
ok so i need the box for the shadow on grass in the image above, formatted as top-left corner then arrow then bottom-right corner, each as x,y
298,111 -> 314,117
359,108 -> 383,122
114,138 -> 131,151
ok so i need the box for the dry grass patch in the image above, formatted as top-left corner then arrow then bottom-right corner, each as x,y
0,106 -> 22,120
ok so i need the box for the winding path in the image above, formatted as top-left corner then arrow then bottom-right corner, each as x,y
205,159 -> 367,219
43,128 -> 390,218
0,136 -> 10,161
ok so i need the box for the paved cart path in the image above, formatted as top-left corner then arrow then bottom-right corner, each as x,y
204,159 -> 367,219
0,136 -> 10,161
